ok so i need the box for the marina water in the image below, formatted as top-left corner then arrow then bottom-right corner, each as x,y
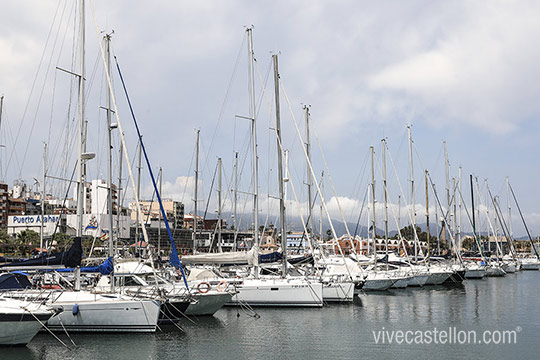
5,271 -> 538,360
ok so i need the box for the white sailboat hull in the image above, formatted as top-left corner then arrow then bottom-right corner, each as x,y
185,292 -> 233,316
0,298 -> 52,346
391,276 -> 412,289
425,271 -> 452,285
362,278 -> 395,291
408,274 -> 429,287
227,278 -> 323,307
46,292 -> 161,333
322,281 -> 355,302
486,265 -> 506,277
0,320 -> 47,346
465,269 -> 486,279
521,259 -> 540,270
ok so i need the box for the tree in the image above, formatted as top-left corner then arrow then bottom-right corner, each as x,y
461,237 -> 474,251
17,230 -> 40,245
52,233 -> 72,247
0,230 -> 10,245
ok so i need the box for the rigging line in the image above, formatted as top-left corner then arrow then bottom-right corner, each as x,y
373,144 -> 417,261
1,106 -> 23,181
18,0 -> 72,178
203,160 -> 219,221
352,185 -> 369,238
107,42 -> 188,289
312,127 -> 353,237
49,160 -> 78,243
47,0 -> 71,155
4,0 -> 64,178
452,175 -> 487,260
509,182 -> 540,259
180,132 -> 196,205
348,148 -> 370,218
201,32 -> 246,178
280,78 -> 353,266
385,145 -> 422,248
431,141 -> 445,176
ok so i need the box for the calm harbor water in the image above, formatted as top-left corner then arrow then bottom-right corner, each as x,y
4,271 -> 539,360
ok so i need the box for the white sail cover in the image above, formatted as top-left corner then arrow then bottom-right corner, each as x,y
181,247 -> 258,265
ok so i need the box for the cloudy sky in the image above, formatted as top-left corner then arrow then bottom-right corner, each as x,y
2,1 -> 540,237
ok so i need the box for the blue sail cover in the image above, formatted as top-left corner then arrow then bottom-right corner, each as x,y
259,251 -> 283,264
54,257 -> 114,275
0,237 -> 83,268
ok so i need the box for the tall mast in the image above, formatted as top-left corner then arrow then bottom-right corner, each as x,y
319,171 -> 324,240
135,136 -> 142,244
407,125 -> 417,260
506,177 -> 512,239
434,184 -> 440,255
247,27 -> 260,277
444,141 -> 450,231
382,139 -> 389,264
234,152 -> 238,232
273,54 -> 287,276
470,174 -> 477,250
452,177 -> 457,247
370,146 -> 376,264
304,105 -> 313,236
425,170 -> 430,261
233,151 -> 238,250
158,167 -> 162,256
104,33 -> 114,279
398,195 -> 401,229
116,134 -> 123,250
217,157 -> 223,252
193,129 -> 200,253
458,166 -> 462,252
76,0 -> 86,238
40,142 -> 47,256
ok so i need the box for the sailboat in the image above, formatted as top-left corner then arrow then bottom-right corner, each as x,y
0,0 -> 164,333
228,35 -> 323,307
0,297 -> 53,346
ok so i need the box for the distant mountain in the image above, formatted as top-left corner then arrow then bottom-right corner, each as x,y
210,212 -> 534,239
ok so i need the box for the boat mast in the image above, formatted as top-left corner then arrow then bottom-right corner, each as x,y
273,54 -> 287,276
425,170 -> 430,262
40,142 -> 47,257
116,134 -> 123,251
193,129 -> 200,253
458,166 -> 462,253
398,195 -> 401,229
370,146 -> 376,265
444,141 -> 451,232
304,105 -> 314,237
470,174 -> 478,252
247,27 -> 260,277
135,136 -> 142,245
382,139 -> 389,266
452,177 -> 457,250
233,151 -> 238,250
76,0 -> 86,239
319,171 -> 324,240
104,33 -> 114,290
217,157 -> 223,253
506,177 -> 512,239
158,167 -> 162,257
407,125 -> 417,260
434,184 -> 440,255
